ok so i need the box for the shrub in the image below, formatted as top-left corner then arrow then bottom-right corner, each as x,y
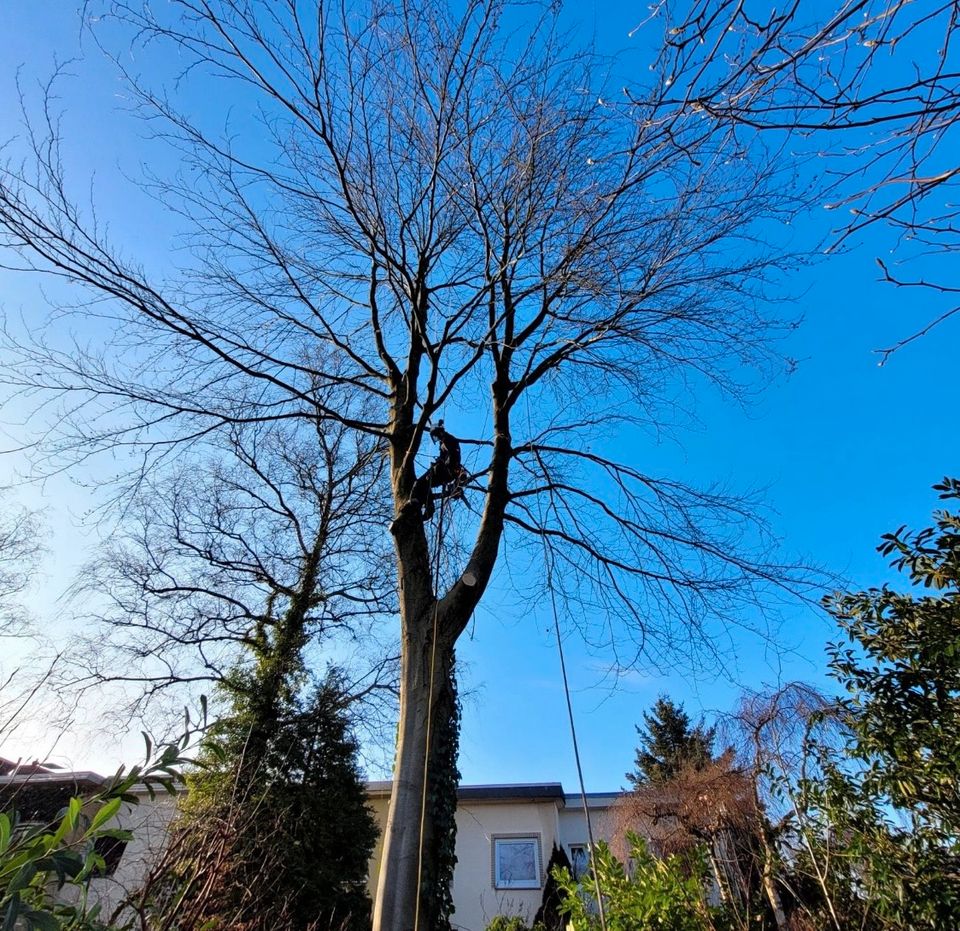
555,833 -> 715,931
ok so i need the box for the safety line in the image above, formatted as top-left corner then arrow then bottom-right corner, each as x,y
545,570 -> 609,931
525,411 -> 608,929
414,491 -> 447,931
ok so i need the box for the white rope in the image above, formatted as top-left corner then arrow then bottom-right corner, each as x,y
414,492 -> 447,931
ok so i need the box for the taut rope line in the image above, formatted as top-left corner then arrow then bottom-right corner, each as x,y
413,491 -> 448,931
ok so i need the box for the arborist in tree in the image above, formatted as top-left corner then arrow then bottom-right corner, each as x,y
411,421 -> 465,521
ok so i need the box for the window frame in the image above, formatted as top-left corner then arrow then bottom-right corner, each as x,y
568,843 -> 589,880
93,835 -> 129,877
491,833 -> 543,890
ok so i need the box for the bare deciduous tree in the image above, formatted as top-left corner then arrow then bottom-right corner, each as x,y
0,499 -> 53,746
0,501 -> 42,638
646,0 -> 960,360
0,2 -> 821,927
722,683 -> 841,931
65,418 -> 398,751
612,752 -> 759,914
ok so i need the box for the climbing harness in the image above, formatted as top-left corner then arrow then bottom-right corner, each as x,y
412,421 -> 466,521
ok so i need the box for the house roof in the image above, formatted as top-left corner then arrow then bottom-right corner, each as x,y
564,791 -> 621,809
457,782 -> 566,803
0,757 -> 60,776
0,761 -> 109,823
0,757 -> 106,790
366,781 -> 617,807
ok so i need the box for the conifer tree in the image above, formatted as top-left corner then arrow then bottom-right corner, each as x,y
535,843 -> 573,931
154,669 -> 378,931
627,697 -> 717,789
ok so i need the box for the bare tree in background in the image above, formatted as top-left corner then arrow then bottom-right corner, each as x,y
0,501 -> 53,745
646,0 -> 960,360
66,417 -> 398,753
0,1 -> 822,927
612,752 -> 761,922
611,684 -> 841,930
722,683 -> 840,931
0,502 -> 42,639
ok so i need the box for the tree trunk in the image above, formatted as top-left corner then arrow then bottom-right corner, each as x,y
420,661 -> 460,930
372,591 -> 456,931
758,825 -> 789,931
374,381 -> 509,931
707,841 -> 731,906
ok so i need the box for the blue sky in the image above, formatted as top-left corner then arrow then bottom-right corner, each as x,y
1,1 -> 958,791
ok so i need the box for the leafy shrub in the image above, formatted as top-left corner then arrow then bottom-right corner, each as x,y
0,738 -> 188,931
555,833 -> 715,931
485,916 -> 534,931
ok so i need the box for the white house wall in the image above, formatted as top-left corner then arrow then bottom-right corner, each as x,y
88,789 -> 179,916
450,798 -> 561,931
65,783 -> 615,931
366,791 -> 616,931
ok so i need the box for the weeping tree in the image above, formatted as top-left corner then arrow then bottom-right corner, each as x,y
0,2 -> 822,927
0,502 -> 42,640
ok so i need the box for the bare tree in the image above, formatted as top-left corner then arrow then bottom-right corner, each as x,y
0,2 -> 821,927
612,752 -> 761,920
643,0 -> 960,360
721,683 -> 841,931
0,499 -> 53,746
65,417 -> 398,748
0,500 -> 43,639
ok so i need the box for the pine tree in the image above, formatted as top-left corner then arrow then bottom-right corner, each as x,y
534,843 -> 573,931
626,697 -> 716,789
152,669 -> 378,931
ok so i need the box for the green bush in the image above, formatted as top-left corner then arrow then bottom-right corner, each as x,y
146,670 -> 378,931
485,916 -> 535,931
0,738 -> 188,931
555,834 -> 715,931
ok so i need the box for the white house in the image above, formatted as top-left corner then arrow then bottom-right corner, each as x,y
1,758 -> 619,930
366,782 -> 618,931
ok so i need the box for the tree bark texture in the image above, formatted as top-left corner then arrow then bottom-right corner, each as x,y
371,379 -> 510,931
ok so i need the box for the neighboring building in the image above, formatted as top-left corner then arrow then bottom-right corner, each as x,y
0,756 -> 180,917
1,758 -> 618,931
367,782 -> 618,931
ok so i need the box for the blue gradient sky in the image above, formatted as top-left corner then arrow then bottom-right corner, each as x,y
1,1 -> 957,790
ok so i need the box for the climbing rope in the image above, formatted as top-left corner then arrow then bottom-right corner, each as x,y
522,402 -> 608,927
410,432 -> 608,931
544,552 -> 609,931
414,490 -> 448,931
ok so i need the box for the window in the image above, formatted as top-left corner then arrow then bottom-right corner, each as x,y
569,843 -> 589,880
93,836 -> 128,877
492,835 -> 541,889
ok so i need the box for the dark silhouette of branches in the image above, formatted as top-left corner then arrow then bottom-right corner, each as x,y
0,501 -> 44,638
63,417 -> 398,753
0,2 -> 828,926
642,0 -> 960,359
